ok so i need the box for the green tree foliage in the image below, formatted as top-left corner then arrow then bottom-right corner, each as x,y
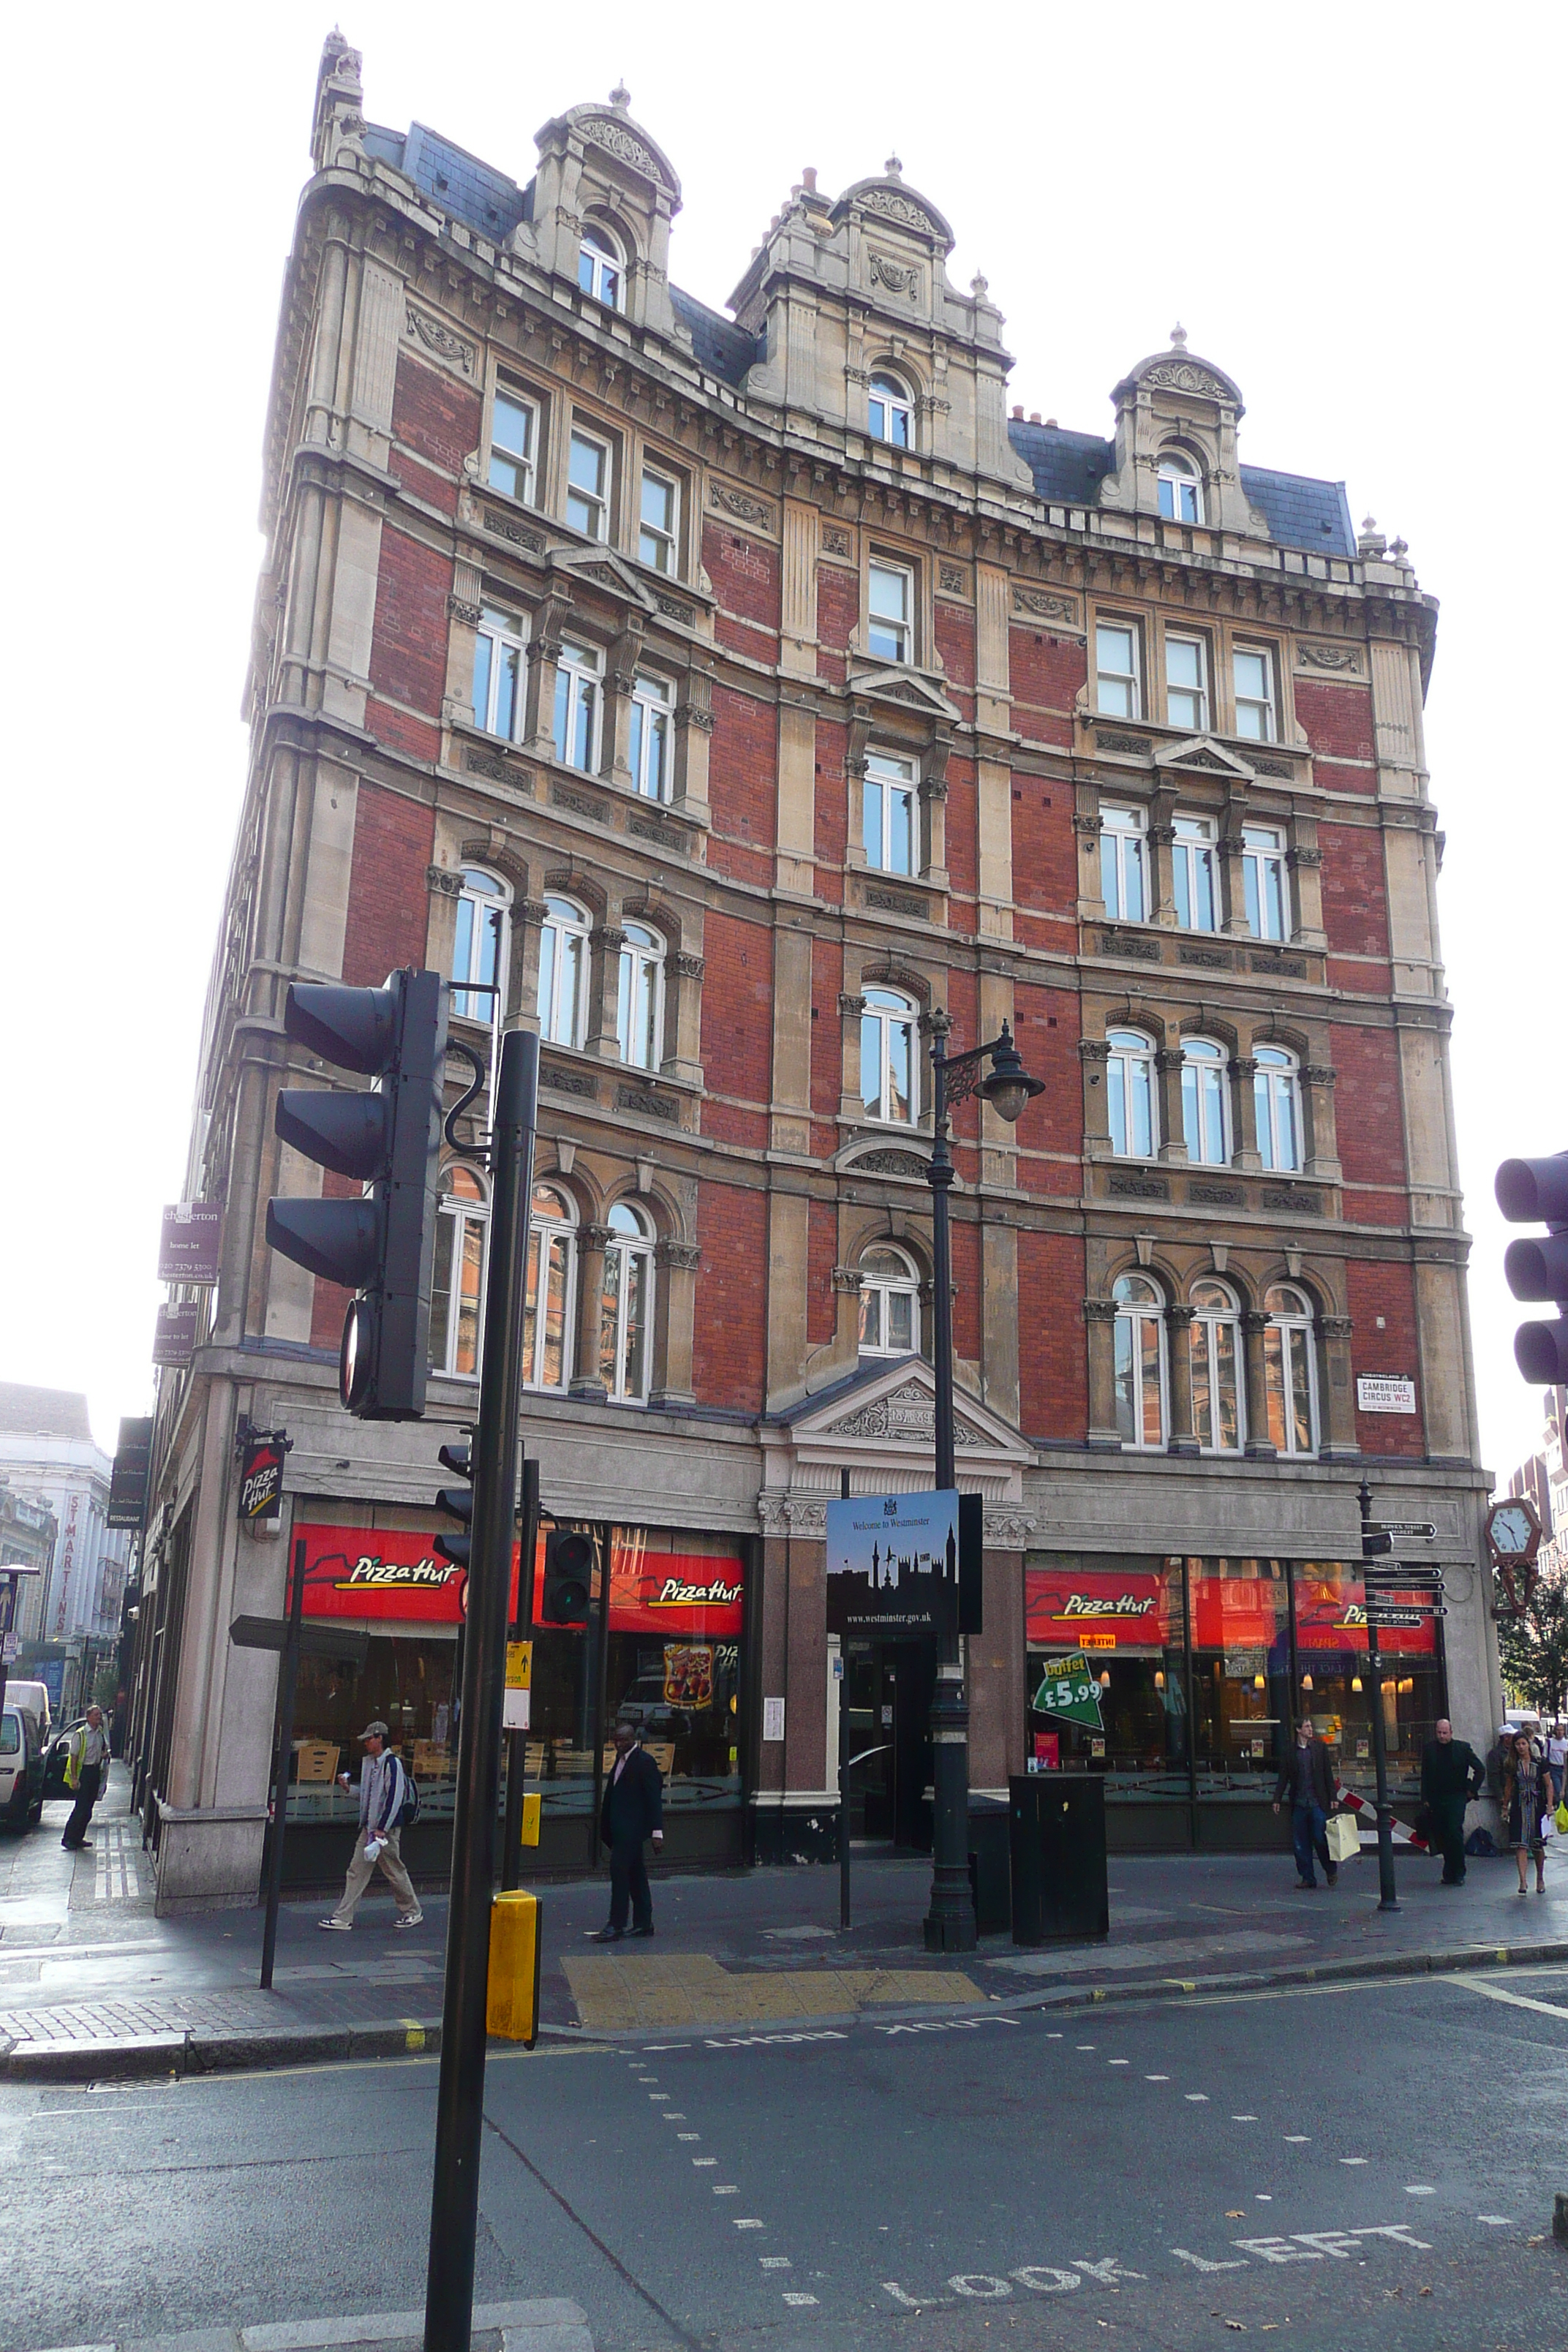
1498,1567 -> 1568,1717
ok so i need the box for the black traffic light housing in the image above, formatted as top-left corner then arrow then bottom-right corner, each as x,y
266,968 -> 448,1420
1496,1151 -> 1568,1386
540,1526 -> 593,1626
434,1441 -> 474,1571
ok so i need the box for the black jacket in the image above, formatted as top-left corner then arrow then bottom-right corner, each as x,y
1421,1738 -> 1484,1806
1273,1736 -> 1335,1812
600,1744 -> 664,1847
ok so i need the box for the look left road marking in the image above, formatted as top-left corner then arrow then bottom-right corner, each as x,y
1450,1975 -> 1568,2024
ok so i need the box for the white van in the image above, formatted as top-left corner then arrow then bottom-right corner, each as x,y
2,1680 -> 52,1744
1,1705 -> 44,1831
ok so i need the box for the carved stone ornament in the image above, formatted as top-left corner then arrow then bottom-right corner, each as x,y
859,185 -> 945,235
551,783 -> 606,823
446,594 -> 482,627
672,952 -> 706,980
1172,747 -> 1235,772
984,1510 -> 1039,1548
838,992 -> 867,1017
1303,1066 -> 1337,1089
1071,811 -> 1104,837
578,112 -> 663,181
627,815 -> 687,852
709,480 -> 777,531
822,524 -> 852,557
832,1266 -> 865,1294
851,1149 -> 929,1178
464,747 -> 511,783
1321,1316 -> 1354,1341
864,885 -> 927,917
404,304 -> 475,377
653,592 -> 696,626
938,563 -> 967,595
1252,755 -> 1294,778
426,864 -> 465,898
1288,845 -> 1323,868
1078,1038 -> 1112,1065
616,1084 -> 679,1123
540,1063 -> 598,1098
1096,730 -> 1151,757
1082,1297 -> 1119,1324
823,1377 -> 991,1450
869,250 -> 919,297
482,508 -> 546,551
758,1493 -> 829,1537
1011,585 -> 1080,625
1298,642 -> 1362,674
656,1239 -> 701,1271
1138,359 -> 1232,400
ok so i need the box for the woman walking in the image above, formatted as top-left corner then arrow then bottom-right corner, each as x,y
1499,1730 -> 1553,1896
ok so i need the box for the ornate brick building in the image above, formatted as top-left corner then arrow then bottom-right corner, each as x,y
129,37 -> 1498,1908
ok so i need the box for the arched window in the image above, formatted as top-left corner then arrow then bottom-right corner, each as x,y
471,603 -> 527,741
1107,1030 -> 1157,1158
578,223 -> 623,309
1189,1279 -> 1243,1453
1113,1273 -> 1166,1450
868,371 -> 913,448
1254,1047 -> 1303,1172
451,869 -> 508,1022
537,895 -> 590,1049
1172,814 -> 1218,932
1157,449 -> 1203,524
1264,1284 -> 1317,1457
863,750 -> 917,875
629,673 -> 673,802
430,1166 -> 486,1378
859,1245 -> 921,1357
1180,1037 -> 1229,1166
859,987 -> 919,1125
524,1183 -> 576,1392
617,922 -> 666,1070
600,1201 -> 654,1402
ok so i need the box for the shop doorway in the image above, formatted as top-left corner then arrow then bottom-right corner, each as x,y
845,1639 -> 935,1852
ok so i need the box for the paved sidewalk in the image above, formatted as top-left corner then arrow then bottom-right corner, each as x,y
26,2296 -> 592,2352
4,1768 -> 1567,2075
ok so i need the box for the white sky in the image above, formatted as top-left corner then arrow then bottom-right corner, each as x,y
4,1 -> 1562,1482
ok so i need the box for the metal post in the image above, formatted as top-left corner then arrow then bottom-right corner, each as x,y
1358,1481 -> 1400,1912
260,1535 -> 306,1992
924,1022 -> 976,1954
424,1028 -> 538,2352
502,1457 -> 540,1894
838,1468 -> 851,1932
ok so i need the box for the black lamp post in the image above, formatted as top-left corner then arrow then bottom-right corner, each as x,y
923,1014 -> 1044,1953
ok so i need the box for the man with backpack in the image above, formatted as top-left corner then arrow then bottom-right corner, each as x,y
319,1720 -> 423,1931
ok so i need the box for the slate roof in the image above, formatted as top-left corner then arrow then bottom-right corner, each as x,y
358,122 -> 1354,556
0,1386 -> 94,1442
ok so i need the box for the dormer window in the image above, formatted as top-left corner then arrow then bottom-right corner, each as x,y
868,372 -> 913,448
578,224 -> 623,309
1157,451 -> 1203,525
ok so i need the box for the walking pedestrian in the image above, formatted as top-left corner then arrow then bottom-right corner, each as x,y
317,1721 -> 423,1931
60,1705 -> 110,1851
1420,1718 -> 1486,1886
589,1719 -> 664,1943
1272,1711 -> 1338,1889
1499,1730 -> 1553,1897
1548,1725 -> 1567,1808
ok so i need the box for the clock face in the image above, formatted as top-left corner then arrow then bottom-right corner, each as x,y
1489,1503 -> 1535,1558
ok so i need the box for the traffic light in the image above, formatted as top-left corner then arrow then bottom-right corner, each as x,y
266,968 -> 448,1420
1496,1151 -> 1568,1385
540,1526 -> 593,1626
434,1441 -> 473,1570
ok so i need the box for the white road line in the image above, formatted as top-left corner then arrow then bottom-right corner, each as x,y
1284,2134 -> 1310,2143
1107,2059 -> 1129,2066
1340,2157 -> 1369,2166
783,2292 -> 818,2304
1146,2073 -> 1169,2081
1477,2215 -> 1513,2226
714,2184 -> 738,2193
1449,1975 -> 1568,2024
1232,2114 -> 1258,2122
734,2217 -> 764,2229
761,2257 -> 792,2269
1405,2186 -> 1435,2195
693,2157 -> 716,2167
677,2131 -> 700,2139
1185,2093 -> 1209,2103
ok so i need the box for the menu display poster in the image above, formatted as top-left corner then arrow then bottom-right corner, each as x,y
1030,1648 -> 1105,1730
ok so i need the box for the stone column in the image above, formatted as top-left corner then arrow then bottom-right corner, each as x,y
651,1239 -> 699,1406
920,770 -> 949,892
838,990 -> 867,1122
667,951 -> 705,1086
1148,813 -> 1178,928
1085,1298 -> 1122,1451
1288,839 -> 1327,949
1165,1303 -> 1199,1456
586,927 -> 626,1062
1220,821 -> 1250,938
570,1224 -> 611,1401
521,593 -> 568,758
1231,1054 -> 1261,1172
1074,807 -> 1106,918
603,622 -> 644,787
1241,1311 -> 1276,1460
510,899 -> 549,1036
1080,1037 -> 1113,1160
1319,1314 -> 1359,1460
1156,1048 -> 1188,1164
673,668 -> 714,827
1303,1064 -> 1341,1182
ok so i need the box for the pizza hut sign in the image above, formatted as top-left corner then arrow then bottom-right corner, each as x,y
298,1523 -> 472,1622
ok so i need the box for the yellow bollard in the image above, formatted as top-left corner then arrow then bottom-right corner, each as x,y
520,1791 -> 541,1847
487,1889 -> 541,2047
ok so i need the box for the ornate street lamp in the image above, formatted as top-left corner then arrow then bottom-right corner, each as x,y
923,1014 -> 1044,1953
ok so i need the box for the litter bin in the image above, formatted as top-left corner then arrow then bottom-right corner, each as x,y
1009,1774 -> 1108,1945
968,1796 -> 1011,1934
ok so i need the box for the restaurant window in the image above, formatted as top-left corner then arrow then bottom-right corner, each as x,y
601,1201 -> 654,1403
1188,1278 -> 1243,1454
603,1527 -> 744,1821
1113,1273 -> 1166,1450
1293,1561 -> 1443,1802
1264,1284 -> 1317,1457
1025,1556 -> 1188,1798
430,1166 -> 486,1379
524,1183 -> 576,1392
1187,1558 -> 1292,1797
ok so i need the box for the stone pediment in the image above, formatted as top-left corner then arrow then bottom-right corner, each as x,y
1152,734 -> 1256,782
848,664 -> 961,723
836,174 -> 954,251
1112,347 -> 1245,413
549,543 -> 661,612
545,101 -> 682,204
758,1357 -> 1036,1531
780,1356 -> 1031,1463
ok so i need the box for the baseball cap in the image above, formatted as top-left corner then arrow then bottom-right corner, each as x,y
360,1719 -> 391,1740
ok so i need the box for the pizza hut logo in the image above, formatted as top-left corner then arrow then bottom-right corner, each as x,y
649,1575 -> 743,1610
331,1554 -> 464,1591
1057,1592 -> 1157,1619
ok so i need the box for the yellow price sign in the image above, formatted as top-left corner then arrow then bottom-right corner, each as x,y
505,1641 -> 532,1689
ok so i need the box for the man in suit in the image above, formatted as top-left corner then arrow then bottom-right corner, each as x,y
591,1719 -> 664,1943
1271,1711 -> 1339,1889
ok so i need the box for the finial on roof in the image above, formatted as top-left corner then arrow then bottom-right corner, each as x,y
885,153 -> 903,178
1170,322 -> 1188,347
970,270 -> 990,298
610,80 -> 630,110
1357,514 -> 1387,557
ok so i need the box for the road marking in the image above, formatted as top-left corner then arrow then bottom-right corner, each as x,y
734,2217 -> 764,2229
640,2042 -> 691,2051
1449,1975 -> 1568,2023
1076,2043 -> 1096,2049
703,2029 -> 850,2048
1185,2093 -> 1209,2103
950,2275 -> 1013,2298
1404,2185 -> 1435,2195
1284,2134 -> 1310,2143
1145,2073 -> 1169,2081
783,2292 -> 818,2304
693,2157 -> 716,2167
761,2256 -> 791,2268
660,2111 -> 686,2119
1339,2157 -> 1369,2166
677,2131 -> 700,2139
1073,2257 -> 1145,2284
713,2184 -> 738,2193
1477,2215 -> 1513,2225
1172,2247 -> 1245,2272
1009,2266 -> 1080,2293
883,2282 -> 954,2310
1107,2058 -> 1129,2065
648,2092 -> 670,2100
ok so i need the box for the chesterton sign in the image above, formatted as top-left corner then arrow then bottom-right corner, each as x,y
157,1201 -> 222,1286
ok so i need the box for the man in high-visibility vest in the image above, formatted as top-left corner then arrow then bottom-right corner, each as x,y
61,1705 -> 110,1851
